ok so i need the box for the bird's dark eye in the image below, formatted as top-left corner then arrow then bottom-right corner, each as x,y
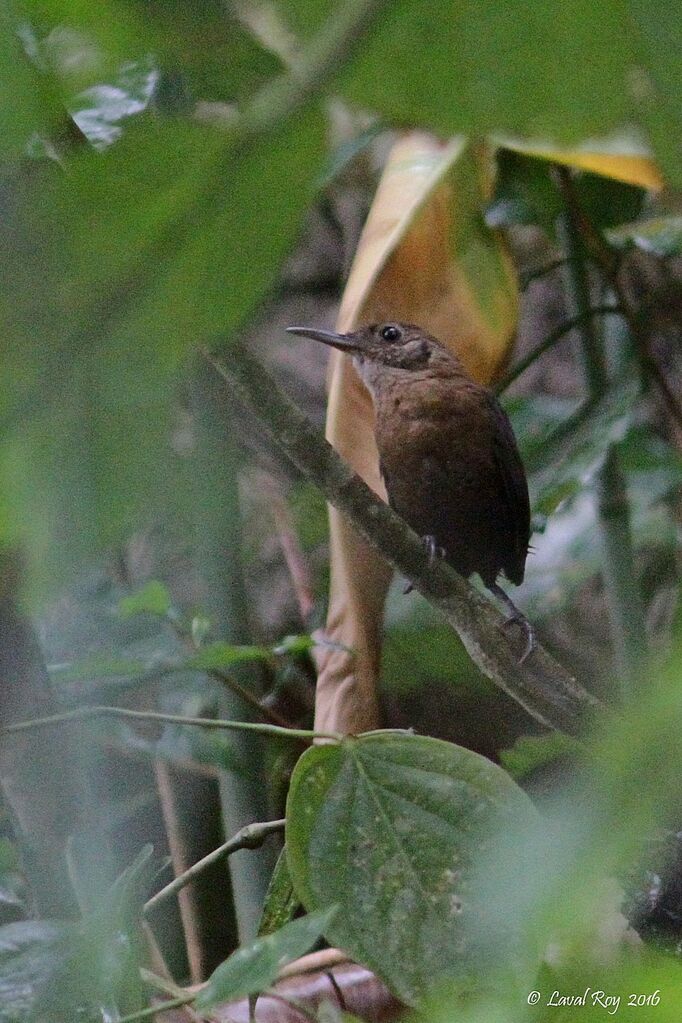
381,325 -> 402,342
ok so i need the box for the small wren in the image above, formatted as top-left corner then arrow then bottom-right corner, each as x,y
287,321 -> 536,661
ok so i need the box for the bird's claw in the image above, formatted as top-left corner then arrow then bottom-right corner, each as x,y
501,613 -> 537,664
423,535 -> 446,564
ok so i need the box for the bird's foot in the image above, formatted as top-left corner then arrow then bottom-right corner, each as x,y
403,535 -> 446,594
501,612 -> 537,664
488,582 -> 537,663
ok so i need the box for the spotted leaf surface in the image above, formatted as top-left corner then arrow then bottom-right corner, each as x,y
286,732 -> 540,1005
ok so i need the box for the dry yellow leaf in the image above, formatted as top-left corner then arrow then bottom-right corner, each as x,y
494,134 -> 664,190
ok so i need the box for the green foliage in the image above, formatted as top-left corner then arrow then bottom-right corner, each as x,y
499,733 -> 583,781
0,18 -> 56,159
486,150 -> 562,235
186,641 -> 275,672
339,1 -> 680,183
508,390 -> 682,618
607,215 -> 682,256
0,841 -> 25,917
0,920 -> 74,1023
0,847 -> 152,1022
286,732 -> 540,1005
513,375 -> 641,526
195,907 -> 337,1009
118,580 -> 172,619
28,0 -> 282,105
257,848 -> 300,938
487,151 -> 646,237
1,0 -> 676,598
414,952 -> 682,1023
1,2 -> 325,595
2,1 -> 682,1017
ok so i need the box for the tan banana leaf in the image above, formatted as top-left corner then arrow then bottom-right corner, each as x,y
314,132 -> 519,735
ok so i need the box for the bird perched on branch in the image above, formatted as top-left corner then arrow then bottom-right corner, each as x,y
287,321 -> 535,661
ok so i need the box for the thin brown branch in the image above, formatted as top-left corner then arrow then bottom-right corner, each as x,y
154,761 -> 206,984
203,346 -> 600,737
262,476 -> 316,623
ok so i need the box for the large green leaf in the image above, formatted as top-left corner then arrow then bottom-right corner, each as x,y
286,732 -> 540,1005
626,0 -> 682,184
339,0 -> 680,183
195,907 -> 337,1009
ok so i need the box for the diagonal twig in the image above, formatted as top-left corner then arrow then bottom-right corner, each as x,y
203,346 -> 600,736
144,818 -> 285,916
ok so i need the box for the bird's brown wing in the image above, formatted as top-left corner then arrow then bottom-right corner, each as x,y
487,394 -> 531,585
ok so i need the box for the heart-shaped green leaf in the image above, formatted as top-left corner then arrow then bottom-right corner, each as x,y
286,732 -> 540,1005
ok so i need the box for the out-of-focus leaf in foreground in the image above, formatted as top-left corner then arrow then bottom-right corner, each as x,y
412,952 -> 682,1023
339,0 -> 680,184
0,846 -> 152,1022
27,0 -> 282,106
0,103 -> 324,597
0,6 -> 61,158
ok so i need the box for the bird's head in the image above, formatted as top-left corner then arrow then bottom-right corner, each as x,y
286,322 -> 458,385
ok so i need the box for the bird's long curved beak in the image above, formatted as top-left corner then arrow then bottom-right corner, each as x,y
286,326 -> 361,353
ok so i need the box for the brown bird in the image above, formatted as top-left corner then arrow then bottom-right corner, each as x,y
287,321 -> 536,661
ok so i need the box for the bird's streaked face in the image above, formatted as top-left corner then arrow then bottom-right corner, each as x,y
286,322 -> 439,371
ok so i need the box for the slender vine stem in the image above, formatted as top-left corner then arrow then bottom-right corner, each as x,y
144,819 -> 285,915
2,705 -> 341,742
118,995 -> 195,1023
166,613 -> 295,729
555,166 -> 647,696
520,257 -> 574,291
495,305 -> 621,393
